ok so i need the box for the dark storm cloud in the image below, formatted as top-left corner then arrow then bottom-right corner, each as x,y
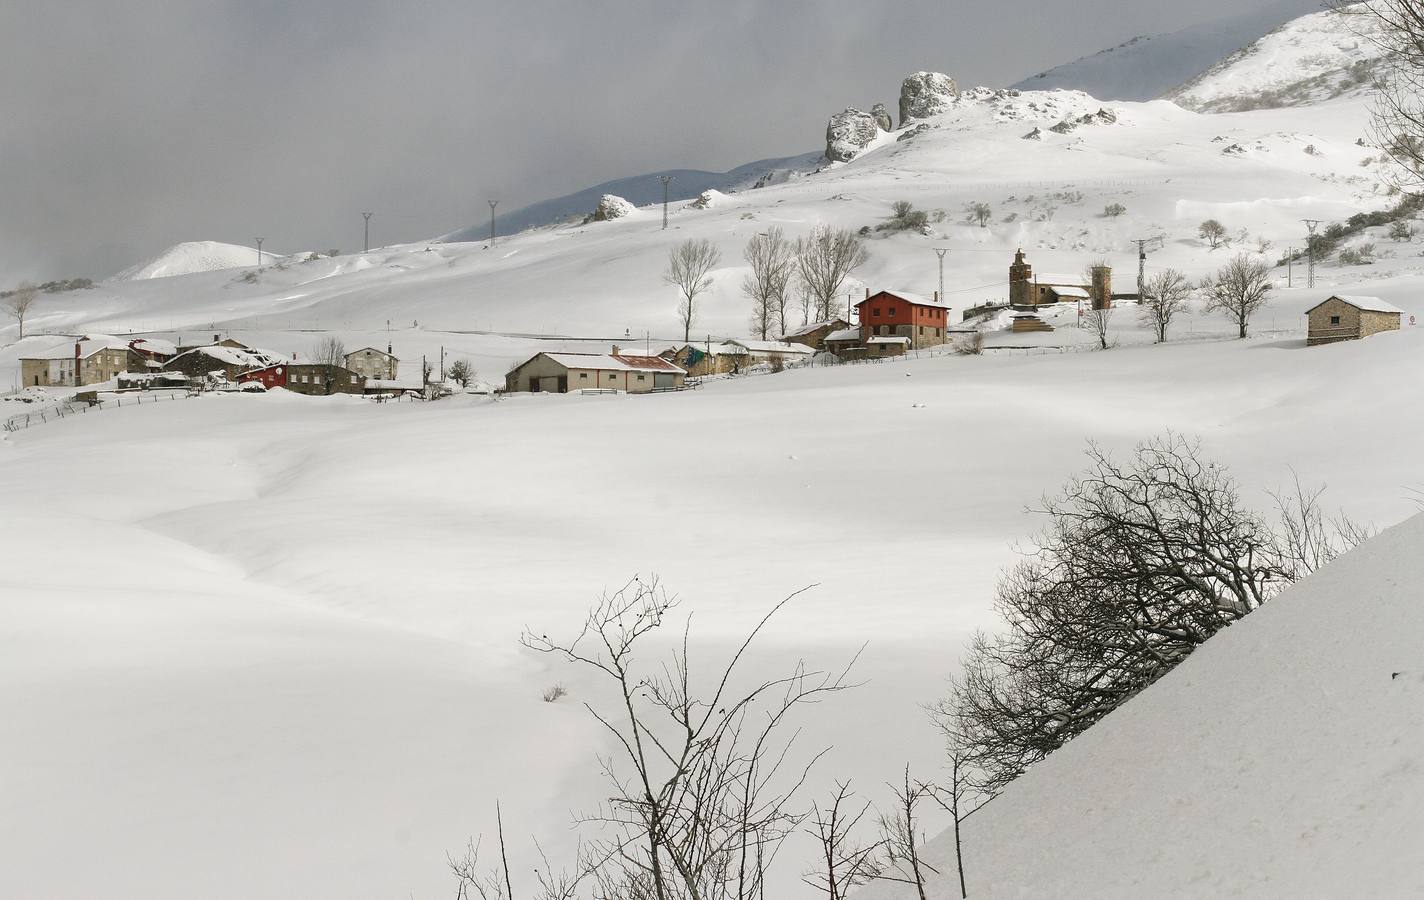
0,0 -> 1318,281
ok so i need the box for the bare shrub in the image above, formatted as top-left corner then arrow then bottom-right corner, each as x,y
541,683 -> 567,703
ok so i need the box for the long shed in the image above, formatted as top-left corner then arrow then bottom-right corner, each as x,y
505,352 -> 685,394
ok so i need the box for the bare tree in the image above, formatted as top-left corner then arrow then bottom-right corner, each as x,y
966,202 -> 992,228
796,226 -> 869,323
933,434 -> 1368,793
874,766 -> 936,900
1332,0 -> 1424,196
1198,219 -> 1229,250
1201,254 -> 1273,339
666,239 -> 722,344
803,782 -> 883,900
4,281 -> 38,339
1139,269 -> 1192,343
742,228 -> 795,339
521,577 -> 858,900
311,336 -> 346,367
926,745 -> 978,900
448,358 -> 475,388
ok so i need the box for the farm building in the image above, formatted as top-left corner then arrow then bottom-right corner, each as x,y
163,344 -> 287,381
237,364 -> 288,390
780,319 -> 850,350
18,345 -> 77,387
126,337 -> 178,371
662,342 -> 743,376
864,335 -> 911,358
19,335 -> 133,388
823,327 -> 865,358
1307,295 -> 1406,346
855,291 -> 951,349
285,363 -> 366,396
722,339 -> 817,366
344,346 -> 399,381
505,351 -> 685,394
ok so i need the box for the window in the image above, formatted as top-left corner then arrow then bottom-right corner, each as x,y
608,373 -> 616,380
579,372 -> 588,379
873,309 -> 881,317
1330,315 -> 1341,325
350,375 -> 358,384
637,374 -> 645,381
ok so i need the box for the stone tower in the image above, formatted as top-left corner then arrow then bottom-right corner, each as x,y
1090,265 -> 1114,310
1009,249 -> 1034,307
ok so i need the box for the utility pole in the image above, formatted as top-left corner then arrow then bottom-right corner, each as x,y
1132,239 -> 1150,303
488,200 -> 499,244
255,237 -> 264,267
659,175 -> 674,229
1287,248 -> 1294,288
934,248 -> 948,303
1303,219 -> 1321,289
362,212 -> 373,252
440,345 -> 445,382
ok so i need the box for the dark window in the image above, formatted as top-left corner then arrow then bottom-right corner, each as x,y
637,374 -> 645,381
1330,316 -> 1341,325
579,372 -> 588,379
873,309 -> 881,317
608,373 -> 616,380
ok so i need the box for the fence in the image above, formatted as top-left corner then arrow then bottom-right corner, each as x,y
2,390 -> 190,433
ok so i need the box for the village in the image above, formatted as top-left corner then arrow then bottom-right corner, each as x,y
10,247 -> 1411,414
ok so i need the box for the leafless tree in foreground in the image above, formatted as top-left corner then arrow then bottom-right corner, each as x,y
1331,0 -> 1424,196
796,226 -> 869,323
1201,254 -> 1272,339
4,281 -> 37,339
521,577 -> 859,900
803,782 -> 883,899
1139,269 -> 1192,343
874,766 -> 937,900
742,228 -> 796,340
924,741 -> 984,900
932,434 -> 1369,793
666,240 -> 722,344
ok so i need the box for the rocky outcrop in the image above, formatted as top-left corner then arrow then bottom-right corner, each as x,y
825,108 -> 880,162
1023,126 -> 1044,141
1050,107 -> 1118,134
898,72 -> 958,125
586,194 -> 636,223
871,103 -> 893,132
897,123 -> 932,143
689,189 -> 725,209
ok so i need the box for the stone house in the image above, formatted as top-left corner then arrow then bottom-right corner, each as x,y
662,342 -> 742,376
1306,295 -> 1405,346
864,335 -> 911,358
343,346 -> 399,381
126,337 -> 178,372
505,351 -> 685,393
1008,249 -> 1112,308
780,318 -> 850,350
823,327 -> 867,358
285,363 -> 366,395
18,349 -> 77,388
20,336 -> 133,388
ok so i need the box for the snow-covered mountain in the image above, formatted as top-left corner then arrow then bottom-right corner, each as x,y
1169,3 -> 1390,113
440,152 -> 821,243
109,240 -> 266,281
1010,0 -> 1317,101
861,512 -> 1424,899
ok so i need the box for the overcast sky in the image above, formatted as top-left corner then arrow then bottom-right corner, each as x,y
0,0 -> 1318,281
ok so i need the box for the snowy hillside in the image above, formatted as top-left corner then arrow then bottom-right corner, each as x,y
439,152 -> 821,242
1010,0 -> 1314,101
109,240 -> 268,281
1169,3 -> 1390,112
859,511 -> 1424,899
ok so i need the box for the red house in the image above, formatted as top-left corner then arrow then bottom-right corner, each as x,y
237,363 -> 288,389
855,290 -> 950,350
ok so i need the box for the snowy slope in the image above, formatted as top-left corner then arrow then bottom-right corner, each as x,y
859,511 -> 1424,899
439,153 -> 821,242
109,240 -> 268,281
1169,3 -> 1390,113
1010,0 -> 1315,101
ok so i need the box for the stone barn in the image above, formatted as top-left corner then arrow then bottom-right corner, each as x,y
780,318 -> 850,351
1307,295 -> 1405,346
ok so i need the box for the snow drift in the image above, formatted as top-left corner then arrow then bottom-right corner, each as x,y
109,240 -> 265,281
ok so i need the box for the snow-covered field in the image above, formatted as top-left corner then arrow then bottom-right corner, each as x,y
4,5 -> 1424,897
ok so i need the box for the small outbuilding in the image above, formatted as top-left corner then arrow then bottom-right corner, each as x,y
780,318 -> 850,350
1307,295 -> 1405,346
662,342 -> 743,376
505,351 -> 685,393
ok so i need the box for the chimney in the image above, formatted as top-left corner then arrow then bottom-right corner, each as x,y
213,333 -> 220,343
934,290 -> 940,303
865,287 -> 870,299
611,344 -> 621,356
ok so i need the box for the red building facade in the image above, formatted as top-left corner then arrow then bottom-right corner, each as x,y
855,290 -> 949,349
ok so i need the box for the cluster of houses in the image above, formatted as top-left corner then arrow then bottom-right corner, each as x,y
19,334 -> 408,397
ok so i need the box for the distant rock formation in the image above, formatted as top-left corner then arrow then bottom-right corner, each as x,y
586,194 -> 636,223
689,189 -> 725,209
897,123 -> 932,143
1023,126 -> 1044,141
825,108 -> 880,162
870,103 -> 894,132
1049,108 -> 1118,134
898,72 -> 958,125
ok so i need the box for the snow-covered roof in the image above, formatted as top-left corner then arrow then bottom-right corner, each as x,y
725,339 -> 816,355
866,336 -> 911,345
1319,295 -> 1406,315
345,346 -> 396,359
781,319 -> 846,338
674,342 -> 741,357
1047,285 -> 1091,299
76,335 -> 132,358
129,337 -> 178,356
541,352 -> 685,374
825,328 -> 863,342
168,344 -> 288,370
867,289 -> 943,307
1035,274 -> 1090,287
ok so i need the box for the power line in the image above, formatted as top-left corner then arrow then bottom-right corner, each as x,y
488,200 -> 499,244
1303,219 -> 1321,289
